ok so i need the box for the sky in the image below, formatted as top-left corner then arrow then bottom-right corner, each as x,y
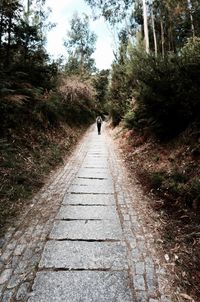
44,0 -> 115,70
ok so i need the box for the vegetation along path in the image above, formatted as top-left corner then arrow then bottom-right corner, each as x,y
0,124 -> 178,302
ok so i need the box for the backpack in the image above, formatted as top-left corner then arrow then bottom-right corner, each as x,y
97,117 -> 102,124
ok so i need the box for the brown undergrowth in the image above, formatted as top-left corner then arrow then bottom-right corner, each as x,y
113,123 -> 200,301
0,123 -> 86,236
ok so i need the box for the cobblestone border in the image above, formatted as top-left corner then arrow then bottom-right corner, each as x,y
106,129 -> 178,302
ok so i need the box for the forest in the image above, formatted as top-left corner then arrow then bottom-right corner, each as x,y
0,0 -> 200,300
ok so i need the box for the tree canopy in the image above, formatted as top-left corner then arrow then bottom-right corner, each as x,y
64,14 -> 97,76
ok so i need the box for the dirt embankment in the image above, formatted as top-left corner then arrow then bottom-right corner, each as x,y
0,123 -> 87,236
112,124 -> 200,301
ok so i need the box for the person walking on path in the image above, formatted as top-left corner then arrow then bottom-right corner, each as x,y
96,115 -> 103,135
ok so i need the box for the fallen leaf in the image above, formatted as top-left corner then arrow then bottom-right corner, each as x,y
164,254 -> 170,261
179,293 -> 195,301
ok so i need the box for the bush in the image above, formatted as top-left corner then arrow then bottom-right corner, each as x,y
150,172 -> 166,189
124,110 -> 135,129
185,178 -> 200,208
0,73 -> 96,135
34,96 -> 61,126
59,76 -> 96,125
108,102 -> 123,126
124,42 -> 200,139
108,61 -> 132,126
150,170 -> 200,208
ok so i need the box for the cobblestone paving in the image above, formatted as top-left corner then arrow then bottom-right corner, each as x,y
0,125 -> 177,301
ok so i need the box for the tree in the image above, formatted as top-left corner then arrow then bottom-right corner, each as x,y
93,69 -> 110,112
187,0 -> 195,38
64,14 -> 97,76
0,0 -> 22,67
85,0 -> 133,25
142,0 -> 149,53
150,3 -> 158,57
0,0 -> 53,70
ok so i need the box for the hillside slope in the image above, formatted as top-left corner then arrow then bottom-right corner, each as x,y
0,120 -> 86,236
0,74 -> 95,236
112,123 -> 200,301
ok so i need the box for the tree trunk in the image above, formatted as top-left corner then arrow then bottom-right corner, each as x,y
24,0 -> 31,63
6,14 -> 12,67
160,18 -> 165,58
27,0 -> 30,15
187,0 -> 195,39
0,13 -> 3,49
0,0 -> 3,48
142,0 -> 149,54
0,8 -> 3,66
151,8 -> 157,57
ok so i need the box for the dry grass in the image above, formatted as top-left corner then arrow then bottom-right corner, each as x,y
59,76 -> 96,103
113,123 -> 200,301
0,123 -> 86,236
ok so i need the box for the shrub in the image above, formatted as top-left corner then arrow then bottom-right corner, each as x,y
184,178 -> 200,208
108,60 -> 133,126
108,101 -> 123,126
150,172 -> 166,189
150,170 -> 200,209
59,76 -> 96,125
34,96 -> 61,126
124,42 -> 200,139
124,110 -> 135,129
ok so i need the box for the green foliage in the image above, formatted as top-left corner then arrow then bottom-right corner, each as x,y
150,171 -> 166,189
124,110 -> 135,129
87,0 -> 200,138
108,36 -> 132,125
181,37 -> 200,58
34,95 -> 61,126
64,14 -> 97,76
107,101 -> 123,126
0,0 -> 51,71
150,170 -> 200,208
122,43 -> 200,139
92,69 -> 109,112
84,0 -> 133,25
186,178 -> 200,204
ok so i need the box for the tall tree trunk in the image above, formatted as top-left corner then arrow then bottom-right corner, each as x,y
160,18 -> 165,58
0,13 -> 3,49
142,0 -> 149,54
27,0 -> 30,15
168,20 -> 172,51
151,8 -> 157,57
187,0 -> 195,38
24,0 -> 31,63
0,0 -> 3,49
0,9 -> 3,66
6,14 -> 12,67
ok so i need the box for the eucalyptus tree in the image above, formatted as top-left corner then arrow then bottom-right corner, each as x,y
150,2 -> 158,56
187,0 -> 195,38
85,0 -> 133,25
85,0 -> 151,54
142,0 -> 149,53
64,14 -> 97,76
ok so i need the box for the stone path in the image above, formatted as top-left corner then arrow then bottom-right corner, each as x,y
0,125 -> 177,302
